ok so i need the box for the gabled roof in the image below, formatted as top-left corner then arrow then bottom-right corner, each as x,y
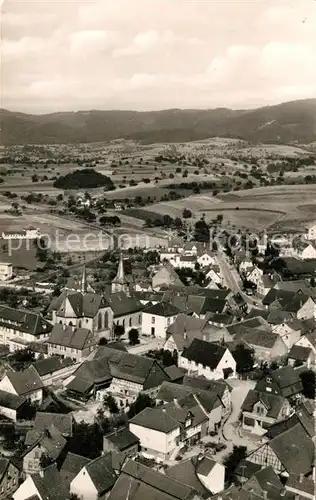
85,451 -> 125,495
104,427 -> 139,451
157,381 -> 222,414
268,423 -> 315,475
33,412 -> 73,436
58,452 -> 90,483
31,464 -> 69,500
24,424 -> 67,460
183,374 -> 233,395
108,459 -> 198,500
107,292 -> 144,317
164,365 -> 186,382
241,390 -> 286,419
6,365 -> 43,396
288,344 -> 312,361
0,389 -> 25,410
143,301 -> 181,317
48,324 -> 96,350
165,457 -> 210,497
32,356 -> 74,377
0,305 -> 52,336
181,339 -> 228,370
0,457 -> 19,483
233,327 -> 282,349
48,290 -> 109,318
129,407 -> 179,433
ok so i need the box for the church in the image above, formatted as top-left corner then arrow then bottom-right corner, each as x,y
47,265 -> 114,340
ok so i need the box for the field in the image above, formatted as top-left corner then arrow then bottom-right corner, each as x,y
125,184 -> 316,232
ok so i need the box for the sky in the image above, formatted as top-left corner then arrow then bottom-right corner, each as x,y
1,0 -> 316,113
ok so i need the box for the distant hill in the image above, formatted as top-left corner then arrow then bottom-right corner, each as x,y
53,169 -> 114,190
1,99 -> 315,145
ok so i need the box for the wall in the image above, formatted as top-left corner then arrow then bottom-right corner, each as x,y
295,336 -> 316,355
301,245 -> 316,260
179,349 -> 236,380
0,462 -> 19,500
198,462 -> 225,495
103,438 -> 138,458
23,445 -> 42,474
12,476 -> 38,500
114,311 -> 142,332
0,263 -> 13,281
208,404 -> 222,432
40,363 -> 80,387
0,376 -> 17,395
0,405 -> 17,422
297,298 -> 315,320
129,422 -> 180,460
272,324 -> 301,349
70,467 -> 98,500
142,312 -> 176,339
48,342 -> 95,362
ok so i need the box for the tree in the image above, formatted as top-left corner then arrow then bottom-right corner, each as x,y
128,328 -> 139,345
40,453 -> 55,469
114,324 -> 125,339
68,422 -> 103,459
299,370 -> 316,399
183,208 -> 192,219
32,174 -> 39,182
223,445 -> 247,485
98,337 -> 108,345
127,394 -> 155,419
233,344 -> 255,374
103,394 -> 119,414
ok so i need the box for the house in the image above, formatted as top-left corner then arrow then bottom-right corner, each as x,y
239,257 -> 254,275
266,402 -> 315,441
234,460 -> 262,485
65,347 -> 170,406
58,452 -> 90,485
301,241 -> 316,260
242,466 -> 286,498
294,330 -> 316,357
254,365 -> 303,399
246,266 -> 263,287
0,262 -> 13,281
165,455 -> 225,495
182,374 -> 233,418
205,267 -> 222,288
287,345 -> 314,369
285,473 -> 316,499
47,324 -> 97,362
103,427 -> 139,457
170,254 -> 196,270
0,390 -> 27,422
152,263 -> 185,290
241,389 -> 291,435
108,459 -> 200,500
47,270 -> 113,339
107,292 -> 144,331
305,221 -> 316,241
231,327 -> 288,363
0,305 -> 52,352
247,422 -> 315,476
70,451 -> 125,500
0,458 -> 20,500
197,251 -> 215,268
164,313 -> 232,355
142,302 -> 181,338
179,339 -> 236,380
257,274 -> 280,298
271,318 -> 302,349
31,356 -> 77,386
0,366 -> 44,403
13,464 -> 68,500
129,407 -> 181,461
263,289 -> 316,320
156,380 -> 225,424
164,365 -> 186,383
22,425 -> 67,474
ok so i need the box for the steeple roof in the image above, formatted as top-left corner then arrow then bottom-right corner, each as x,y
112,253 -> 129,285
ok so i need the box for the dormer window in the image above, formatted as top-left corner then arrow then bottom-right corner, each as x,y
266,377 -> 272,384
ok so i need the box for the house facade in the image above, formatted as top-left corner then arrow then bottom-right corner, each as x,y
0,367 -> 43,403
0,262 -> 13,281
305,222 -> 316,241
141,302 -> 180,338
47,324 -> 97,362
241,390 -> 291,435
0,458 -> 20,500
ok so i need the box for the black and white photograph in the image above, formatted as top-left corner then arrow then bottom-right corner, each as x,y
0,0 -> 315,498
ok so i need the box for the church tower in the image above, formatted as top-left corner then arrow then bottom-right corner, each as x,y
80,263 -> 88,295
111,252 -> 129,294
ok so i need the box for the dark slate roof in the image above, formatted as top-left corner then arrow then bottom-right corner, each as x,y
31,464 -> 69,500
233,327 -> 281,349
207,312 -> 237,325
165,458 -> 209,497
285,474 -> 316,496
0,305 -> 52,336
107,292 -> 144,317
227,316 -> 270,335
108,459 -> 198,500
6,365 -> 43,396
85,451 -> 125,494
59,452 -> 90,483
241,390 -> 286,419
34,412 -> 73,436
164,365 -> 186,381
250,466 -> 283,495
0,458 -> 10,482
164,396 -> 207,428
48,290 -> 108,318
129,407 -> 179,433
288,345 -> 312,361
181,339 -> 227,369
32,356 -> 74,377
183,374 -> 233,395
255,365 -> 303,397
143,302 -> 181,317
104,427 -> 139,451
269,423 -> 315,474
262,288 -> 299,307
0,389 -> 25,410
24,425 -> 67,460
235,460 -> 262,479
48,324 -> 96,350
156,381 -> 221,413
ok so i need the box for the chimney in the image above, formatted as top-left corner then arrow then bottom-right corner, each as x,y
39,469 -> 44,478
299,473 -> 304,483
262,491 -> 268,499
183,328 -> 187,340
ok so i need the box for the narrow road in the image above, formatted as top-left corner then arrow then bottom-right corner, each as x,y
217,248 -> 264,309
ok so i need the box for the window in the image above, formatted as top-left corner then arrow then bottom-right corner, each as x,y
129,317 -> 132,327
104,311 -> 108,329
266,377 -> 272,384
98,313 -> 102,331
167,317 -> 171,325
122,319 -> 125,328
151,316 -> 155,324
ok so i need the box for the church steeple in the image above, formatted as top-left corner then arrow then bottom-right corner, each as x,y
111,252 -> 129,294
80,261 -> 87,294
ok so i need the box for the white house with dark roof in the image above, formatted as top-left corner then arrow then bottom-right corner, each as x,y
0,262 -> 13,281
305,221 -> 316,241
0,366 -> 44,403
47,324 -> 97,362
241,389 -> 291,435
22,424 -> 67,474
0,305 -> 51,352
0,390 -> 26,421
107,292 -> 144,332
179,339 -> 236,380
141,301 -> 181,338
